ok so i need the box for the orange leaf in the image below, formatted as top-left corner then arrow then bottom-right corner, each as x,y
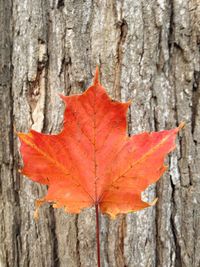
18,68 -> 184,218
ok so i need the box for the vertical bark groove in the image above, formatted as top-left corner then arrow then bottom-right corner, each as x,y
1,0 -> 199,266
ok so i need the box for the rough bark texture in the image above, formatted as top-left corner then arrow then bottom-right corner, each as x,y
0,0 -> 200,266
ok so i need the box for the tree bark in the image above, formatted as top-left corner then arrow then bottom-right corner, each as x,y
0,0 -> 200,266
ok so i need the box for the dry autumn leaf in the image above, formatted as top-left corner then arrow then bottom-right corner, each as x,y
18,68 -> 183,219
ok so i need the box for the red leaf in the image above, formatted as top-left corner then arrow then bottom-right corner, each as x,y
18,68 -> 184,218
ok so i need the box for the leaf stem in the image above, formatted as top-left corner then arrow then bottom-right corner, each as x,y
95,203 -> 101,267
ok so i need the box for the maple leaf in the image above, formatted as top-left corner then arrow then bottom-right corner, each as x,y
18,68 -> 183,219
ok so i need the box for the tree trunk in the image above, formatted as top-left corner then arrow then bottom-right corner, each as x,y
0,0 -> 200,266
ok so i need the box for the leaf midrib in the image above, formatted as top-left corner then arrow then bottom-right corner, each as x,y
19,134 -> 94,202
98,130 -> 176,202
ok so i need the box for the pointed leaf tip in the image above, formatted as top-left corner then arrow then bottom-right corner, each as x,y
93,66 -> 99,85
18,69 -> 182,219
150,198 -> 158,206
34,198 -> 46,222
178,122 -> 185,129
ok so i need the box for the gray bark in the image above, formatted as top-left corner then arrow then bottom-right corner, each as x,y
0,0 -> 200,266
